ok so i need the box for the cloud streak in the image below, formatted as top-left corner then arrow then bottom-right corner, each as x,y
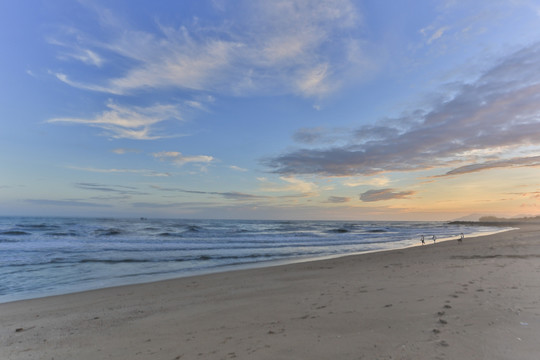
325,196 -> 351,203
265,42 -> 540,177
257,176 -> 318,194
359,189 -> 416,202
25,199 -> 112,208
438,155 -> 540,176
68,166 -> 170,177
151,185 -> 268,201
76,182 -> 149,196
151,184 -> 315,202
48,101 -> 182,140
152,151 -> 214,166
421,26 -> 451,45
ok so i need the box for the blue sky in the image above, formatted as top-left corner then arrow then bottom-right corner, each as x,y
1,0 -> 540,220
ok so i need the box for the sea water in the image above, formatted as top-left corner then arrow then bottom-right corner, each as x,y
0,217 -> 507,303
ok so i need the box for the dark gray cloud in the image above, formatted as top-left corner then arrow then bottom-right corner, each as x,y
265,42 -> 540,176
353,125 -> 401,143
293,127 -> 327,144
218,191 -> 268,200
131,202 -> 184,208
76,182 -> 148,195
439,155 -> 540,176
151,185 -> 269,201
325,196 -> 351,203
292,127 -> 350,145
360,189 -> 416,202
151,185 -> 315,202
90,195 -> 131,201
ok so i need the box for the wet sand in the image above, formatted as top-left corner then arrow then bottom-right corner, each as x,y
1,225 -> 539,359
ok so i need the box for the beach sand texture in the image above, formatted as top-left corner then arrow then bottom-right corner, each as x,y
1,225 -> 539,359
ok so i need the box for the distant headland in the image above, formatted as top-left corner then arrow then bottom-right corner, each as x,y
449,215 -> 540,226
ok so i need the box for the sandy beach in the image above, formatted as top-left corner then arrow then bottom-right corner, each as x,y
1,225 -> 539,360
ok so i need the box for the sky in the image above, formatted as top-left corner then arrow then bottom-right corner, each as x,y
1,0 -> 540,221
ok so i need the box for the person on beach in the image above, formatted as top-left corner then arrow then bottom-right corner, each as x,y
421,235 -> 425,245
432,235 -> 436,243
458,233 -> 464,243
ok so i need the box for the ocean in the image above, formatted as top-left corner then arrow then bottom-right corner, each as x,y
0,217 -> 507,303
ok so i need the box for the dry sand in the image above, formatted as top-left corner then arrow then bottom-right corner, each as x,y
1,225 -> 539,360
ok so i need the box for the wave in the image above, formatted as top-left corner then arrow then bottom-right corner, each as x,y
46,231 -> 79,237
1,218 -> 503,299
185,225 -> 202,232
78,253 -> 282,264
93,228 -> 124,236
143,227 -> 160,231
0,231 -> 30,236
233,229 -> 251,234
6,252 -> 297,267
158,232 -> 183,237
80,258 -> 155,264
16,223 -> 60,230
196,253 -> 282,261
326,228 -> 349,233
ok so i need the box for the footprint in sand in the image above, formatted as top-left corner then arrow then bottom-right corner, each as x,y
438,340 -> 449,347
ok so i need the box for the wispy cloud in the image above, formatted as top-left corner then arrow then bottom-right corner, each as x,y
421,26 -> 451,45
265,42 -> 540,177
131,202 -> 188,209
25,199 -> 112,208
359,189 -> 416,202
325,196 -> 351,203
343,176 -> 390,187
293,127 -> 328,144
508,190 -> 540,200
151,185 -> 268,201
438,155 -> 540,176
152,151 -> 214,167
52,72 -> 121,94
76,182 -> 149,195
229,165 -> 248,172
258,176 -> 317,194
292,127 -> 351,145
48,101 -> 182,140
47,34 -> 105,67
49,0 -> 367,99
68,166 -> 170,177
62,48 -> 104,67
151,184 -> 315,203
111,148 -> 141,155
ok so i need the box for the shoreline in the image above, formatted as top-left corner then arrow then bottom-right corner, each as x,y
0,226 -> 513,305
2,225 -> 539,359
